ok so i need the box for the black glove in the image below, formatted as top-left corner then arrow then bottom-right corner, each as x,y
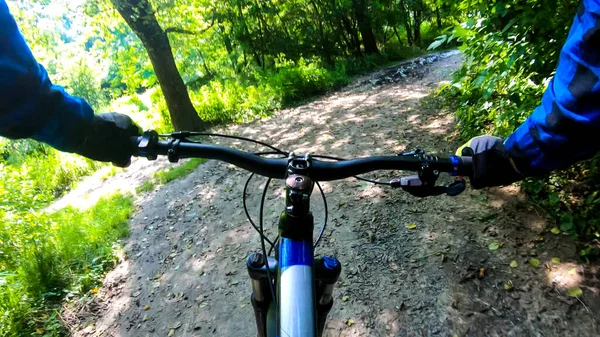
76,113 -> 141,167
457,136 -> 524,189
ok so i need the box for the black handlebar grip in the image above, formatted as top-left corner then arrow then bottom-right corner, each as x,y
459,156 -> 474,177
130,136 -> 141,156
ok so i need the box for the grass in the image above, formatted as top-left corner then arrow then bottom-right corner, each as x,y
136,180 -> 155,193
0,157 -> 205,336
154,158 -> 206,184
135,158 -> 206,196
0,193 -> 135,337
100,166 -> 120,181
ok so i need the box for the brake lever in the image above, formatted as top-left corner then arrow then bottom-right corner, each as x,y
389,176 -> 466,197
445,179 -> 466,196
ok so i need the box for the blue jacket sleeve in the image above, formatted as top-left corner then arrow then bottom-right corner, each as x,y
0,0 -> 93,152
505,0 -> 600,175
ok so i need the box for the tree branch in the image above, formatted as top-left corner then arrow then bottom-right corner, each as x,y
164,27 -> 196,35
164,9 -> 216,36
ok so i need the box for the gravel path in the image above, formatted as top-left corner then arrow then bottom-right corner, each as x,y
69,52 -> 600,337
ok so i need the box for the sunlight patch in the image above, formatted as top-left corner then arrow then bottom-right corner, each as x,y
546,262 -> 582,289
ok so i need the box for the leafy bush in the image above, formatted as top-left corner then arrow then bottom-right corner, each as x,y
520,154 -> 600,254
0,194 -> 133,336
0,144 -> 99,212
442,0 -> 576,138
127,95 -> 149,112
149,88 -> 174,132
442,0 -> 600,246
383,44 -> 423,62
64,59 -> 109,111
181,57 -> 350,124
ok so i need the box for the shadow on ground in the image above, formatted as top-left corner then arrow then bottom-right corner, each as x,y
73,53 -> 599,337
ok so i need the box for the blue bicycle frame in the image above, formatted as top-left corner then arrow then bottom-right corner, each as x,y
247,161 -> 341,337
277,237 -> 316,336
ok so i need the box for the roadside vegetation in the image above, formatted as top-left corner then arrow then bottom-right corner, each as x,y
135,158 -> 207,194
437,0 -> 600,256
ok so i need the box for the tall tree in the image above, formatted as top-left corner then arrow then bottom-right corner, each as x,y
352,0 -> 378,54
110,0 -> 206,131
412,0 -> 423,46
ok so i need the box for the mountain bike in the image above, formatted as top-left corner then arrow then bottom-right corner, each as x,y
133,130 -> 473,337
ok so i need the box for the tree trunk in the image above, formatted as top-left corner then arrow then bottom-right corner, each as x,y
235,3 -> 262,68
219,23 -> 238,71
413,1 -> 422,47
436,7 -> 442,29
413,9 -> 421,46
338,20 -> 354,55
393,26 -> 403,45
405,21 -> 413,45
110,0 -> 205,131
352,0 -> 378,54
398,0 -> 412,45
309,0 -> 333,65
341,16 -> 362,56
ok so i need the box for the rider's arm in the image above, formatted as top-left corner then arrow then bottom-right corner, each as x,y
0,0 -> 93,152
504,0 -> 600,175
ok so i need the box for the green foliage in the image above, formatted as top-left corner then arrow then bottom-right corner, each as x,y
0,142 -> 100,212
127,95 -> 149,112
147,57 -> 353,124
442,0 -> 576,138
154,158 -> 206,184
64,59 -> 109,110
0,137 -> 112,335
136,180 -> 155,193
270,57 -> 348,104
100,167 -> 121,181
0,194 -> 134,336
443,0 -> 600,249
521,154 -> 600,250
149,88 -> 173,132
134,158 -> 205,195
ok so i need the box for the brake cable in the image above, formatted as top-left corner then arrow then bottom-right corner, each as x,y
157,132 -> 396,304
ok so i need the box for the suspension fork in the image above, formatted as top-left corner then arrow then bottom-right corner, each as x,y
248,153 -> 341,337
247,253 -> 278,337
314,256 -> 342,336
247,253 -> 342,337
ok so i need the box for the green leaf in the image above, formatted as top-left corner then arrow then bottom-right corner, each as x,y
550,227 -> 561,235
407,223 -> 417,229
509,260 -> 519,268
567,287 -> 583,298
488,242 -> 500,251
548,192 -> 560,204
551,257 -> 561,264
560,214 -> 574,231
501,18 -> 518,33
427,36 -> 446,50
529,258 -> 540,267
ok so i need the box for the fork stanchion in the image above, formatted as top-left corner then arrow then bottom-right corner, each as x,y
247,253 -> 277,337
314,256 -> 342,337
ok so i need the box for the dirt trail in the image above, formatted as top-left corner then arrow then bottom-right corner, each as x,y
71,52 -> 600,337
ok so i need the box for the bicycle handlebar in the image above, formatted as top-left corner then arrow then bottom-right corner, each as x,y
133,131 -> 473,181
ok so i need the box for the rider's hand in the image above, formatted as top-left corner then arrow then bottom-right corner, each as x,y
76,113 -> 142,167
457,135 -> 524,189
